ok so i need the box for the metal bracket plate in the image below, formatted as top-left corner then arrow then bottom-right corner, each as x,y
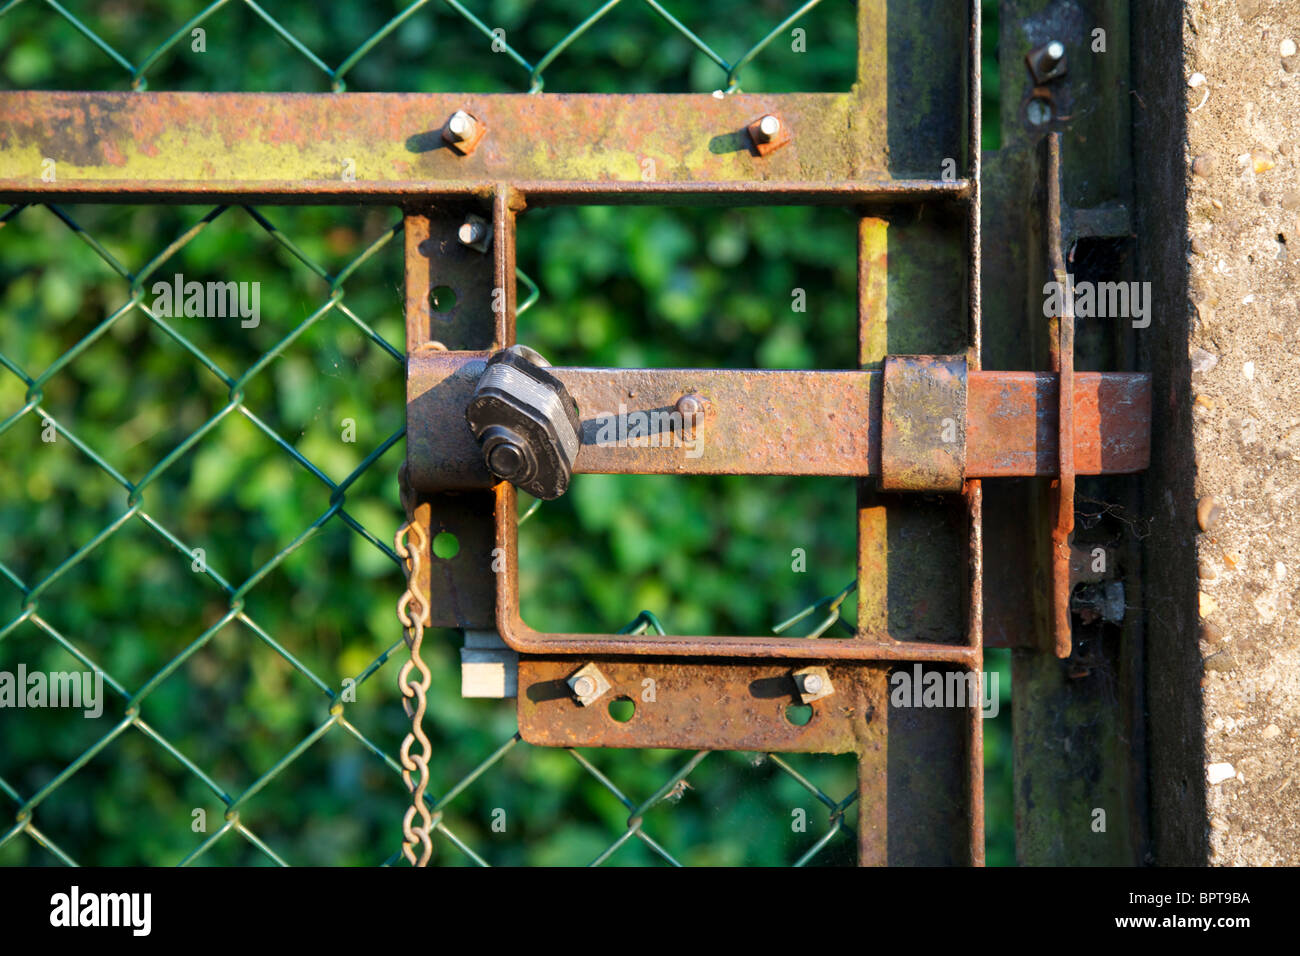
517,659 -> 885,753
880,355 -> 968,492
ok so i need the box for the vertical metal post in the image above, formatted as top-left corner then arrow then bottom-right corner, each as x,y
853,0 -> 984,866
964,0 -> 987,867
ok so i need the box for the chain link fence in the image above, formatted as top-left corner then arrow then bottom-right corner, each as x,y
0,2 -> 873,865
0,0 -> 850,93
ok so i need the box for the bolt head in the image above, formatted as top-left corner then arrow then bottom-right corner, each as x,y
755,114 -> 781,143
487,441 -> 525,478
1026,98 -> 1053,127
572,675 -> 596,698
802,673 -> 824,694
458,221 -> 485,245
676,393 -> 704,419
447,110 -> 476,142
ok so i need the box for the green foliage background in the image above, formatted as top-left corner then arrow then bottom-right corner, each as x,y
0,0 -> 1011,866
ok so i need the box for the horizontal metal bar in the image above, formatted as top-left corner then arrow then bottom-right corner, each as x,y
406,351 -> 1151,489
504,631 -> 981,664
518,658 -> 887,753
0,91 -> 970,204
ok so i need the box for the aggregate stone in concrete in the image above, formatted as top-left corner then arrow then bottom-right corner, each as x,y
1184,0 -> 1300,865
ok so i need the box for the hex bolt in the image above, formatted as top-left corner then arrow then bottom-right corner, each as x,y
1041,40 -> 1064,71
446,110 -> 477,143
442,109 -> 486,155
1026,40 -> 1068,84
746,113 -> 790,156
792,665 -> 833,704
566,663 -> 611,706
457,214 -> 492,253
753,114 -> 781,144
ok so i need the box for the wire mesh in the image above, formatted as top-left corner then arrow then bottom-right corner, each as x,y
0,206 -> 856,867
0,0 -> 862,866
0,0 -> 829,92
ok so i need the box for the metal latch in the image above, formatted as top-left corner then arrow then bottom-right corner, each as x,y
408,348 -> 1148,497
405,339 -> 1149,673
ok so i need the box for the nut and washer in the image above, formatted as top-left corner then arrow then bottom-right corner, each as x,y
752,114 -> 781,143
792,665 -> 834,705
1026,40 -> 1068,84
746,113 -> 790,156
567,663 -> 611,707
442,109 -> 487,155
457,213 -> 492,253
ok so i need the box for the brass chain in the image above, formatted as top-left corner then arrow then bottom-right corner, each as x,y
395,466 -> 434,866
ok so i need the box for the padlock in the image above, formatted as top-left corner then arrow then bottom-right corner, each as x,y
465,345 -> 581,500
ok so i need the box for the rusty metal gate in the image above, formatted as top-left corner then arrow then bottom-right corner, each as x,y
0,0 -> 1150,865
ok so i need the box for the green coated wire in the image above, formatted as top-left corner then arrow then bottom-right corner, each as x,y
243,0 -> 336,79
40,0 -> 136,75
0,50 -> 855,856
618,609 -> 666,635
528,0 -> 625,93
130,0 -> 234,89
516,268 -> 541,316
641,0 -> 731,74
772,580 -> 858,638
725,0 -> 826,91
0,202 -> 424,866
2,0 -> 824,94
333,0 -> 438,91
